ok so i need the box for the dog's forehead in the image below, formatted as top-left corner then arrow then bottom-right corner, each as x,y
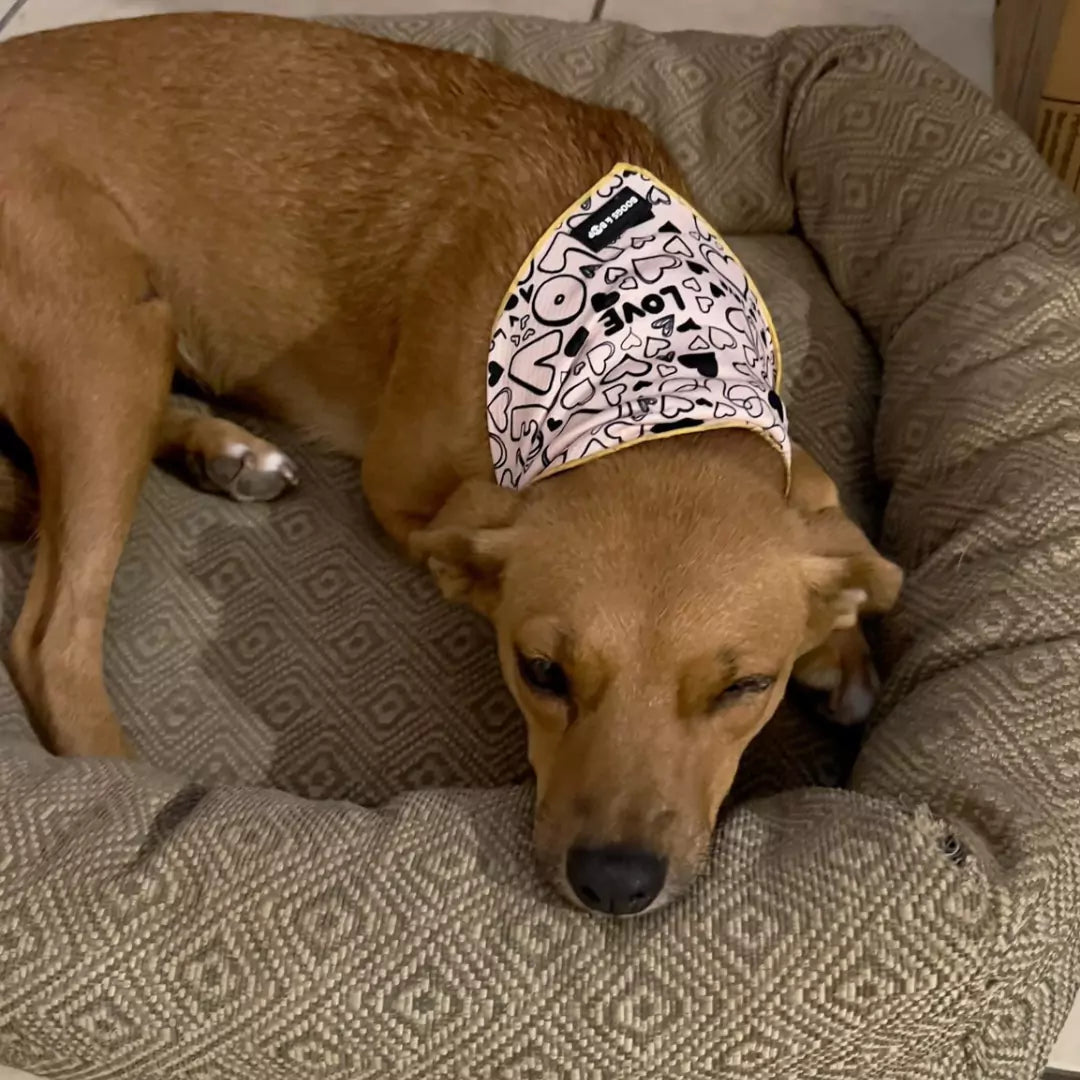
516,521 -> 795,599
512,543 -> 803,663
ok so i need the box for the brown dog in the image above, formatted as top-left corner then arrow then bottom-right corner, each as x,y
0,13 -> 901,914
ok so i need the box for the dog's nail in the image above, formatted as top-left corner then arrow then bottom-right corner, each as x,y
208,453 -> 244,484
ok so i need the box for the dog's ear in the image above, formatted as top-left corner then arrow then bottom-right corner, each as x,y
798,506 -> 903,626
788,444 -> 903,651
409,480 -> 522,616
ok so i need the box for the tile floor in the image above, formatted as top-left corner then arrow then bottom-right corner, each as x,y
0,0 -> 1073,1076
0,0 -> 994,90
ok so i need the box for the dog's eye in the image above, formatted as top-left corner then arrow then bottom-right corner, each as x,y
517,653 -> 570,699
710,675 -> 775,710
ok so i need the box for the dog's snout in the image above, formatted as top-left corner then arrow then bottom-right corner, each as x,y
565,844 -> 667,915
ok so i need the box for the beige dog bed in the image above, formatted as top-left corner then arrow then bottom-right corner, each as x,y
1,13 -> 1078,1080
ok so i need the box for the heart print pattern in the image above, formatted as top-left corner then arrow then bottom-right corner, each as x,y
487,163 -> 788,490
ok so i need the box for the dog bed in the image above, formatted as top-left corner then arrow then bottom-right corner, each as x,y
1,13 -> 1078,1080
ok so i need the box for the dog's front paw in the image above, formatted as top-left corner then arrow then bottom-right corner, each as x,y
793,625 -> 881,726
825,657 -> 880,726
194,437 -> 299,502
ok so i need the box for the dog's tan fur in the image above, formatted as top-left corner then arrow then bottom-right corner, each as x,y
0,14 -> 901,909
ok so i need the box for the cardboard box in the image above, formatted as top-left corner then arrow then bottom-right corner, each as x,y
1036,0 -> 1080,191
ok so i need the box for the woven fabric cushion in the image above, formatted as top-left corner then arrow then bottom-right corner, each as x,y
2,14 -> 1079,1080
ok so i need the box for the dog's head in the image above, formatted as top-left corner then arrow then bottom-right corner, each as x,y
413,431 -> 901,915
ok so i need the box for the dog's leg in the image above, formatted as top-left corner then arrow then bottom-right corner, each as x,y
360,319 -> 491,547
157,404 -> 298,502
0,163 -> 189,756
7,297 -> 175,757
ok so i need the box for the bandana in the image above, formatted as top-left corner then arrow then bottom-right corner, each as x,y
486,163 -> 788,491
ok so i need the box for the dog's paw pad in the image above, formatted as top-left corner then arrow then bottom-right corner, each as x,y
198,441 -> 299,502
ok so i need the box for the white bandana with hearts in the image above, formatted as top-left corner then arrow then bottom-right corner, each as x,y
486,162 -> 788,490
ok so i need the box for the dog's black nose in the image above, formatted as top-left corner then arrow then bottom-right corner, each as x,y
566,844 -> 667,915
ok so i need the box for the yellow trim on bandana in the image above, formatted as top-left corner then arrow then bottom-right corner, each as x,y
539,419 -> 790,488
